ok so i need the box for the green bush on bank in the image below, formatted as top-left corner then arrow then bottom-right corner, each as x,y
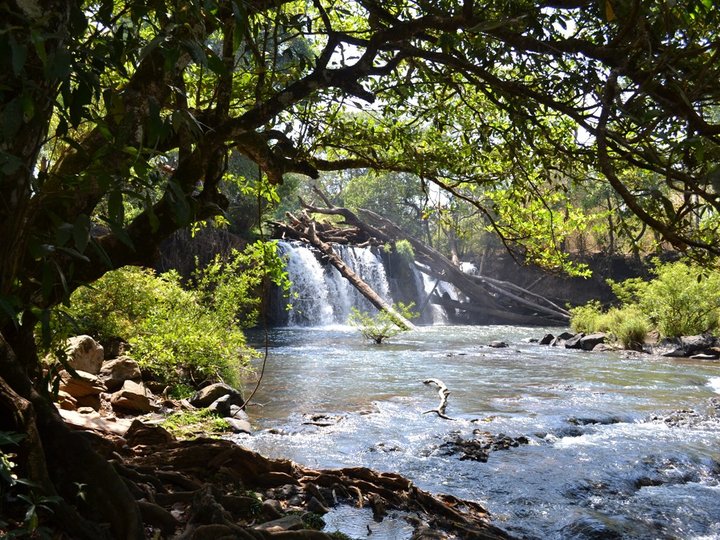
570,260 -> 720,343
50,241 -> 289,393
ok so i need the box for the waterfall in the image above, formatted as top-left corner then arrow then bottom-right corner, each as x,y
274,241 -> 461,326
277,241 -> 394,326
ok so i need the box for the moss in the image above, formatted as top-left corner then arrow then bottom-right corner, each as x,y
161,409 -> 230,439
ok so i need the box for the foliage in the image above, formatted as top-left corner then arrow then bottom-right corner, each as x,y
630,261 -> 720,337
193,240 -> 292,329
571,260 -> 720,342
1,432 -> 61,539
349,303 -> 417,344
53,265 -> 254,390
569,301 -> 603,334
393,240 -> 415,262
570,303 -> 650,349
161,409 -> 231,440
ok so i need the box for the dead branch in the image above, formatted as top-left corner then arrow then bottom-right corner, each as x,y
423,378 -> 453,420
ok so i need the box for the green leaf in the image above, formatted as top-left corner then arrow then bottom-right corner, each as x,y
9,36 -> 27,75
107,190 -> 124,224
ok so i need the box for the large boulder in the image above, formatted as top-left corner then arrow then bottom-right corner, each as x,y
190,383 -> 244,408
58,369 -> 107,398
564,333 -> 585,350
99,356 -> 142,391
208,393 -> 245,417
579,333 -> 607,351
65,335 -> 104,374
661,335 -> 716,357
539,333 -> 555,345
111,380 -> 155,414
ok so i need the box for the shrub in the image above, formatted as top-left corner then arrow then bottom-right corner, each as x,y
571,259 -> 718,346
569,301 -> 603,333
636,261 -> 720,337
349,302 -> 417,344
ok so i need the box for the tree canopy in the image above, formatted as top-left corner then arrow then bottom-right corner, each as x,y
1,0 -> 720,536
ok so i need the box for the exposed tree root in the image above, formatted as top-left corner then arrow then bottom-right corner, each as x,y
113,429 -> 513,539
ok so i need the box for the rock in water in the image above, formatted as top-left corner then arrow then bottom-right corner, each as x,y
579,333 -> 606,351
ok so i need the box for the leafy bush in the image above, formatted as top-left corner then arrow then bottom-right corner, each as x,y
49,241 -> 290,391
634,261 -> 720,337
570,260 -> 719,345
349,302 -> 417,344
569,301 -> 603,334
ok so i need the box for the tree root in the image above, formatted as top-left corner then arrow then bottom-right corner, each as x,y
113,429 -> 513,539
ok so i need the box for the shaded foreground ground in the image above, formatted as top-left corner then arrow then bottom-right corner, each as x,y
90,422 -> 512,539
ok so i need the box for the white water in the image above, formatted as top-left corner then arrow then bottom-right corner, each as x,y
239,326 -> 720,540
277,241 -> 459,325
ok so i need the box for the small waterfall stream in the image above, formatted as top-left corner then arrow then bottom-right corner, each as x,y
274,241 -> 456,326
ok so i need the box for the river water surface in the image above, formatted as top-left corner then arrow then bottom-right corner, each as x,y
237,325 -> 720,539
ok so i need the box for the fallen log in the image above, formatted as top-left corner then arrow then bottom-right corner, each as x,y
280,211 -> 416,331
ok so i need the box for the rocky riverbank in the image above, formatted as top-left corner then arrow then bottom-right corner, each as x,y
44,335 -> 513,539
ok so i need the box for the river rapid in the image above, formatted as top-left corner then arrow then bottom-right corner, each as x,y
237,325 -> 720,539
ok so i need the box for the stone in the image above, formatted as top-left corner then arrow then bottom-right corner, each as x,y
592,343 -> 615,352
539,333 -> 554,345
228,405 -> 249,420
58,408 -> 132,436
579,333 -> 606,351
564,333 -> 584,349
59,370 -> 107,398
190,382 -> 243,408
306,496 -> 330,515
124,420 -> 175,447
225,417 -> 252,434
556,331 -> 575,341
663,334 -> 717,358
254,515 -> 304,532
65,335 -> 104,375
111,380 -> 154,414
56,390 -> 77,410
207,393 -> 245,416
488,340 -> 508,348
99,356 -> 142,391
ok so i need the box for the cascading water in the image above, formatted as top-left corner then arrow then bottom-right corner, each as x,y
277,241 -> 397,326
274,241 -> 462,326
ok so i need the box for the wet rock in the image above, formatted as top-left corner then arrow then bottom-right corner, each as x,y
580,333 -> 606,351
567,416 -> 623,426
592,343 -> 615,352
306,496 -> 330,515
691,352 -> 720,360
439,431 -> 530,462
560,517 -> 624,539
111,380 -> 155,413
65,335 -> 104,374
564,333 -> 585,350
225,417 -> 252,434
302,413 -> 344,426
99,355 -> 141,391
489,340 -> 508,348
539,333 -> 555,345
261,500 -> 283,520
662,334 -> 717,358
189,383 -> 243,408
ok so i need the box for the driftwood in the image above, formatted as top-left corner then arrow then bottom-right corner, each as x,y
423,378 -> 453,420
270,196 -> 570,325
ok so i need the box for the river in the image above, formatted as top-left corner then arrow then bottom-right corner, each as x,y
237,325 -> 720,539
